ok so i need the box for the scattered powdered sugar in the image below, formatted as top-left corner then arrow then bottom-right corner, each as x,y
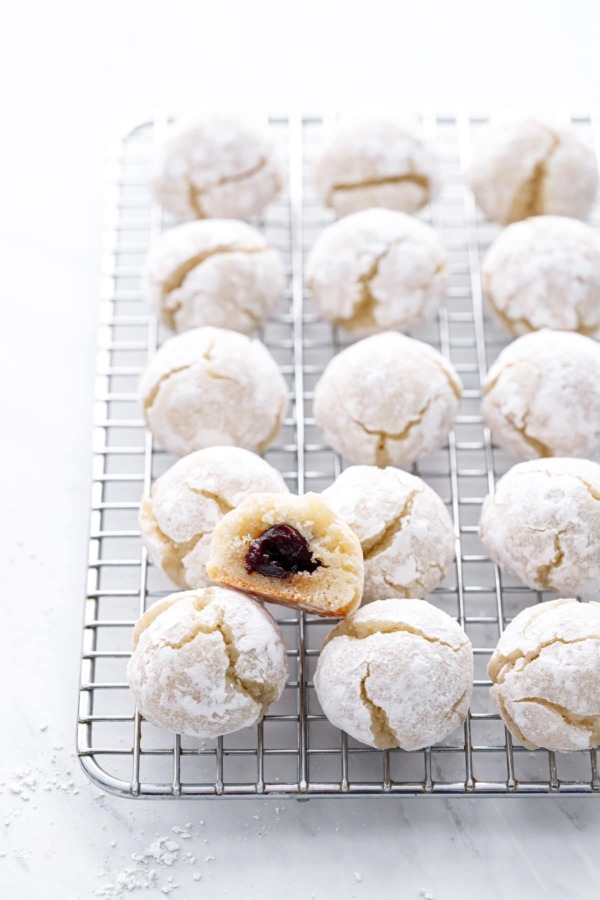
133,837 -> 180,867
95,866 -> 158,896
1,737 -> 292,898
95,834 -> 203,897
1,758 -> 76,814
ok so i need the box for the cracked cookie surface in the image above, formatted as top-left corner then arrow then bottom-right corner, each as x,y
314,332 -> 462,467
322,465 -> 455,602
482,216 -> 600,337
481,329 -> 600,461
127,587 -> 288,739
479,458 -> 600,596
314,599 -> 472,750
313,116 -> 441,216
140,446 -> 288,590
139,326 -> 289,457
152,116 -> 282,221
489,598 -> 600,751
306,208 -> 448,333
468,118 -> 599,225
144,219 -> 284,333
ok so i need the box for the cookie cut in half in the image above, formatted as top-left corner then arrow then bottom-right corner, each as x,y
206,492 -> 364,617
140,446 -> 289,591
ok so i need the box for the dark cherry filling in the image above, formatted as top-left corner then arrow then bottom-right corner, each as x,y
245,525 -> 321,579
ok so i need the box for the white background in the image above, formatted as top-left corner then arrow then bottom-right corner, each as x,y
1,1 -> 600,898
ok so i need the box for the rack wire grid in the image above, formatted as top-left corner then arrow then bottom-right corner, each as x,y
78,110 -> 600,799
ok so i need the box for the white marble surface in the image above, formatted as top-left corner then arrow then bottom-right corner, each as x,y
2,2 -> 600,897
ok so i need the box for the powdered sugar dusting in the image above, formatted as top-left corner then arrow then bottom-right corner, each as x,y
139,326 -> 289,458
323,465 -> 455,602
306,208 -> 448,333
315,599 -> 472,751
152,115 -> 282,221
479,457 -> 600,595
314,332 -> 462,467
128,587 -> 288,739
482,330 -> 600,460
144,219 -> 284,334
489,598 -> 600,751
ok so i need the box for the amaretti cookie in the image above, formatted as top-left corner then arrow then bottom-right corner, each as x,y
482,330 -> 600,460
206,492 -> 364,617
314,599 -> 473,750
313,116 -> 441,216
139,327 -> 288,457
127,587 -> 288,739
479,458 -> 600,596
306,209 -> 448,333
152,115 -> 282,221
322,466 -> 455,602
489,598 -> 600,752
313,332 -> 462,466
144,220 -> 285,333
482,216 -> 600,336
140,447 -> 289,590
468,118 -> 598,224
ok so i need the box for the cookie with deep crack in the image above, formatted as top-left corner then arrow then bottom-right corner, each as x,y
322,466 -> 455,602
489,598 -> 600,751
314,599 -> 472,750
152,115 -> 282,221
482,216 -> 600,337
313,332 -> 462,466
482,330 -> 600,460
313,116 -> 441,216
144,219 -> 285,333
479,458 -> 600,596
140,447 -> 289,590
127,587 -> 288,738
306,209 -> 448,333
139,326 -> 289,457
468,118 -> 598,224
206,492 -> 364,617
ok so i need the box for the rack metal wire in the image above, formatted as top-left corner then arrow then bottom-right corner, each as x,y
78,111 -> 600,798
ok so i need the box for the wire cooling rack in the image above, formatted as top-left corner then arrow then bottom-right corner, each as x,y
78,111 -> 600,799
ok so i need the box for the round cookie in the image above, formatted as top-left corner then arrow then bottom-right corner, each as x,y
128,587 -> 288,739
306,209 -> 448,333
140,447 -> 289,590
482,329 -> 600,460
322,466 -> 455,602
314,599 -> 473,750
313,332 -> 462,466
152,116 -> 282,221
313,116 -> 441,216
139,326 -> 288,457
489,598 -> 600,752
482,216 -> 600,336
479,458 -> 600,596
144,220 -> 285,333
468,118 -> 598,224
206,492 -> 364,618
